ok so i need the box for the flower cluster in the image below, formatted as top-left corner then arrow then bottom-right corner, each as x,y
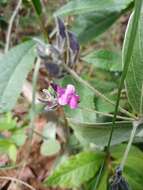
56,84 -> 80,109
40,83 -> 80,111
35,17 -> 80,78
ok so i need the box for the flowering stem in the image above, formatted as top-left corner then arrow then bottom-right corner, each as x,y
62,64 -> 137,120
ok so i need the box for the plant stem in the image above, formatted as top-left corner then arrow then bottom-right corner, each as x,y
17,58 -> 41,180
79,106 -> 134,121
0,176 -> 36,190
31,1 -> 49,41
62,64 -> 137,120
106,0 -> 142,154
93,160 -> 105,190
5,0 -> 22,53
120,120 -> 140,170
29,58 -> 41,139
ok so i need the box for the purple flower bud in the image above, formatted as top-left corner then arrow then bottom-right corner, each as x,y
67,31 -> 80,66
56,17 -> 66,39
68,31 -> 80,54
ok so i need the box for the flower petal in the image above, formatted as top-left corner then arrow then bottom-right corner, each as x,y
65,84 -> 75,95
58,94 -> 69,105
69,95 -> 79,109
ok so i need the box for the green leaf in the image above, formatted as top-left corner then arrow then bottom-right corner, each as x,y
55,0 -> 133,16
8,144 -> 17,162
67,109 -> 143,147
89,78 -> 116,93
123,11 -> 143,114
44,151 -> 104,188
0,40 -> 36,113
40,139 -> 61,156
31,0 -> 42,16
85,169 -> 108,190
82,50 -> 122,72
0,112 -> 17,131
42,122 -> 57,139
11,128 -> 27,146
0,139 -> 17,162
73,12 -> 121,44
111,145 -> 143,190
96,93 -> 126,113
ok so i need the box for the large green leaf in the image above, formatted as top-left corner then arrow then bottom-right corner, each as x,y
111,145 -> 143,190
55,0 -> 133,16
55,0 -> 133,43
123,11 -> 143,114
0,41 -> 36,112
67,109 -> 143,147
44,151 -> 104,188
82,50 -> 122,72
73,12 -> 121,44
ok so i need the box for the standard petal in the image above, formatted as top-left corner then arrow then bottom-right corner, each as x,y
65,84 -> 75,95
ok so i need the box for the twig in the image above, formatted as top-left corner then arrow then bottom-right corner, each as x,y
5,0 -> 22,53
79,107 -> 134,121
0,176 -> 36,190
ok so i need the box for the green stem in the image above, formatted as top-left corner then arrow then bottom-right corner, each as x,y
106,0 -> 142,154
79,106 -> 134,121
29,58 -> 41,139
31,1 -> 49,41
92,0 -> 143,188
62,64 -> 137,120
93,160 -> 105,190
120,120 -> 139,170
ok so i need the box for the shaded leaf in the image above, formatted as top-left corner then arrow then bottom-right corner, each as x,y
82,50 -> 122,72
11,128 -> 27,146
42,122 -> 57,139
55,0 -> 133,16
67,109 -> 143,147
73,12 -> 121,44
123,10 -> 143,114
0,40 -> 36,112
41,139 -> 61,156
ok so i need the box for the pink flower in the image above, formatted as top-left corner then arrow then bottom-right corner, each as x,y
57,84 -> 80,109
